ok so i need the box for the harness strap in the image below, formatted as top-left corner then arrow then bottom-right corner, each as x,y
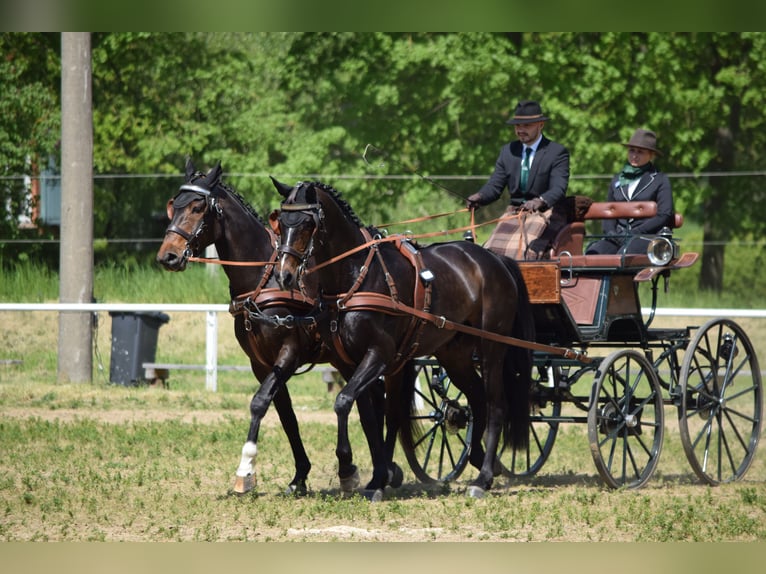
390,299 -> 592,363
336,228 -> 379,310
333,291 -> 589,363
165,224 -> 192,241
327,231 -> 433,374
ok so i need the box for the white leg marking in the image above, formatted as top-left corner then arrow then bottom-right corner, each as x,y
236,441 -> 258,477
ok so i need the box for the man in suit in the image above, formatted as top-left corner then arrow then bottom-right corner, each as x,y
466,100 -> 570,260
585,128 -> 674,255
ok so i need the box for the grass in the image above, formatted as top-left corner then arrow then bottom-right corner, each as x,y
1,391 -> 764,542
1,256 -> 765,542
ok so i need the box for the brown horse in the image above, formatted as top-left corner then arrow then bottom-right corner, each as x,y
274,179 -> 534,498
156,160 -> 399,496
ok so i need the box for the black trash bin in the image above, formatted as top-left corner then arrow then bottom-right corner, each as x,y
109,311 -> 170,385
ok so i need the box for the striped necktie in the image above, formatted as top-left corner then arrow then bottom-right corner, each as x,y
520,147 -> 532,192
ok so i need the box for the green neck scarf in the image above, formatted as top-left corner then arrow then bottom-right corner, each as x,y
618,162 -> 652,187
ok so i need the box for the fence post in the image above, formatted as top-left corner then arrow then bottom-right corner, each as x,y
205,311 -> 218,392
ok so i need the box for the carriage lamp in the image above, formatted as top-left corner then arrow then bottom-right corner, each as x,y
646,227 -> 679,266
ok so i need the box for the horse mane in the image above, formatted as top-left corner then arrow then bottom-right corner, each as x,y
190,170 -> 267,227
221,180 -> 268,227
308,180 -> 381,237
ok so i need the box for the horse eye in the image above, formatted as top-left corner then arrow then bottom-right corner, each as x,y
191,199 -> 207,213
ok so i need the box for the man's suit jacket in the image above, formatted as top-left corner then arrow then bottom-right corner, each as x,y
603,168 -> 674,235
475,136 -> 570,208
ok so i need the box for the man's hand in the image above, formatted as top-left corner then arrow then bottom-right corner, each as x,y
522,197 -> 547,213
466,193 -> 483,210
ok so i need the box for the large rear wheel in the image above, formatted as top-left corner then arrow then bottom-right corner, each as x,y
399,361 -> 473,483
678,318 -> 762,485
588,349 -> 664,489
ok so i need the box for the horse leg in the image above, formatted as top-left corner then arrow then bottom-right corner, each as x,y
437,347 -> 491,474
465,348 -> 506,499
272,384 -> 311,496
233,364 -> 293,495
334,357 -> 389,501
382,369 -> 407,489
355,384 -> 390,500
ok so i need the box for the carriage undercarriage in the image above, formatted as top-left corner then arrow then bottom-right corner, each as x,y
400,253 -> 763,490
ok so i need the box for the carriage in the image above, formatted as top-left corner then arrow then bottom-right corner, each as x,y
399,200 -> 763,490
159,162 -> 762,499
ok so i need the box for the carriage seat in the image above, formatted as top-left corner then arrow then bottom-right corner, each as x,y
549,200 -> 683,258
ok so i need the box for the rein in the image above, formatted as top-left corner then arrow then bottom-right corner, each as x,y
348,295 -> 592,364
185,208 -> 518,268
283,197 -> 587,363
301,210 -> 522,276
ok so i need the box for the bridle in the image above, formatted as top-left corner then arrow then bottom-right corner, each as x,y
165,180 -> 223,262
276,182 -> 324,271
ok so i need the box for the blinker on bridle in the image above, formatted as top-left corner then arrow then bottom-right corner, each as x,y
277,184 -> 323,264
166,182 -> 223,258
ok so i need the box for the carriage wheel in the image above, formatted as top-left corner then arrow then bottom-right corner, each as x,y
399,361 -> 473,483
496,365 -> 560,478
588,349 -> 664,489
678,318 -> 763,485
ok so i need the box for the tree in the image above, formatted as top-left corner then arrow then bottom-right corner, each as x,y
3,33 -> 764,295
0,33 -> 60,257
278,32 -> 766,292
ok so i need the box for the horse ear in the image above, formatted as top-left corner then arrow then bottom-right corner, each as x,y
185,157 -> 196,180
268,210 -> 281,235
270,176 -> 293,198
166,198 -> 175,220
203,161 -> 223,188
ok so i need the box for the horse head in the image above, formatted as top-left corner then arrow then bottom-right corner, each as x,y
156,158 -> 227,271
273,179 -> 324,290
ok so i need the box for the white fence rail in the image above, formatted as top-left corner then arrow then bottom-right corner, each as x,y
2,302 -> 765,391
1,302 -> 227,391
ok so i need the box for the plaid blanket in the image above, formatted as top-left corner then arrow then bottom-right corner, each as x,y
485,203 -> 569,260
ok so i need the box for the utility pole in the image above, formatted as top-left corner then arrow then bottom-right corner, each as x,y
58,33 -> 94,383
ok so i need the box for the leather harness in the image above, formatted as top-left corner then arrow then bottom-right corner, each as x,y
322,229 -> 591,367
322,230 -> 434,375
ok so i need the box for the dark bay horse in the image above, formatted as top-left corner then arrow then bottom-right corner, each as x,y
156,160 -> 399,497
274,180 -> 535,498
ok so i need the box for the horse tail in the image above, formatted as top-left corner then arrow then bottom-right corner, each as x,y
396,360 -> 418,454
500,256 -> 535,451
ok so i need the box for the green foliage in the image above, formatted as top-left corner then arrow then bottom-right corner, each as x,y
3,33 -> 766,289
0,33 -> 60,242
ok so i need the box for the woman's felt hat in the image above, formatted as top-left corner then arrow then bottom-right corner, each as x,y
622,128 -> 662,155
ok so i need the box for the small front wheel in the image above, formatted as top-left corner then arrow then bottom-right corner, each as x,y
588,350 -> 664,489
399,361 -> 473,483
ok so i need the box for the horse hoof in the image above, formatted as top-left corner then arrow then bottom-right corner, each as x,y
362,488 -> 384,502
233,474 -> 256,495
388,463 -> 404,489
285,481 -> 308,497
465,485 -> 486,499
339,468 -> 360,495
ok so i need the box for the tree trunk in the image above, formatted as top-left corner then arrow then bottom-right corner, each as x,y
699,211 -> 725,292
